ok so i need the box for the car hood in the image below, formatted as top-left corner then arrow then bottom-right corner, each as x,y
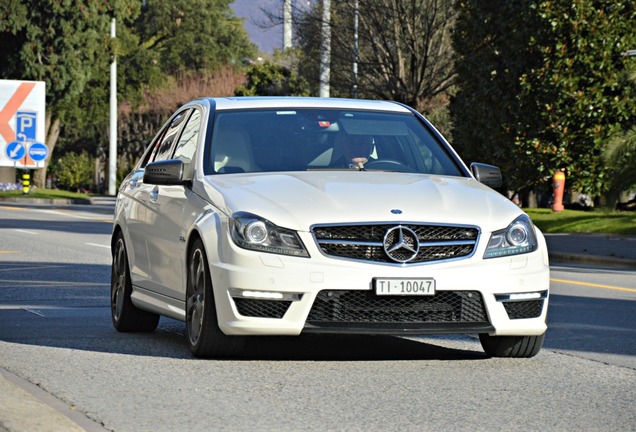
201,171 -> 524,233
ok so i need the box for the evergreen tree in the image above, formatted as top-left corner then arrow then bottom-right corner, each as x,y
451,0 -> 546,199
521,0 -> 636,199
452,0 -> 636,202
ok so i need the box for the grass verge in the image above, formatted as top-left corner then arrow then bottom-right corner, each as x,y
525,208 -> 636,236
0,188 -> 91,201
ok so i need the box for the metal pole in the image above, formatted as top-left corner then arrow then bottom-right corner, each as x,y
319,0 -> 331,98
283,0 -> 292,49
108,17 -> 117,196
352,0 -> 358,98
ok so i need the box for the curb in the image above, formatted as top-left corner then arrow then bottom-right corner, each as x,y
0,368 -> 107,432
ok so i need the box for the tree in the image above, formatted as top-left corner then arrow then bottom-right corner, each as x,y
293,0 -> 457,112
125,0 -> 256,88
1,0 -> 257,189
452,0 -> 636,203
0,0 -> 141,188
113,0 -> 257,173
451,0 -> 547,201
520,0 -> 636,200
605,126 -> 636,206
234,61 -> 311,96
605,60 -> 636,206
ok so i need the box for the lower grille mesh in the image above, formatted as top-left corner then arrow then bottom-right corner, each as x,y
503,300 -> 544,320
307,290 -> 487,324
233,298 -> 292,318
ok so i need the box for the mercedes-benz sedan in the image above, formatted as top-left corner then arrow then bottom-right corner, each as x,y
111,97 -> 549,358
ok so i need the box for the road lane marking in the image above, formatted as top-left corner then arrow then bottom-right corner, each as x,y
550,277 -> 636,293
2,206 -> 112,223
0,280 -> 109,287
13,229 -> 37,235
41,209 -> 112,223
85,243 -> 110,249
0,251 -> 20,254
23,308 -> 46,317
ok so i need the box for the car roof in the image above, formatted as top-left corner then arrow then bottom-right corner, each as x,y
202,97 -> 412,113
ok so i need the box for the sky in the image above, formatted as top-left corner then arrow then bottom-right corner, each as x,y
231,0 -> 283,53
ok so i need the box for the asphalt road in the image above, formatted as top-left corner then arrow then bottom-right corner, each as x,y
0,203 -> 634,431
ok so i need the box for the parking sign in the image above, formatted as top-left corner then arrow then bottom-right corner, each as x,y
0,80 -> 46,168
16,111 -> 37,142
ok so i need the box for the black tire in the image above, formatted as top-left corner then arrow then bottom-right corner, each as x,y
111,233 -> 160,332
479,333 -> 545,358
186,238 -> 245,358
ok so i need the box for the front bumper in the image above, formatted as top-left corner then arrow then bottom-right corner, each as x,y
204,229 -> 550,338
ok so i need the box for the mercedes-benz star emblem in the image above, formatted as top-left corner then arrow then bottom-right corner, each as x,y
383,226 -> 420,263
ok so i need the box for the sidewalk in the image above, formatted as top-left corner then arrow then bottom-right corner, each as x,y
0,369 -> 105,432
544,233 -> 636,268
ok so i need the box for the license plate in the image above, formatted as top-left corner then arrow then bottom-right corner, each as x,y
374,278 -> 436,296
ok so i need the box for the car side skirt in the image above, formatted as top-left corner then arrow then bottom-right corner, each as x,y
131,285 -> 186,321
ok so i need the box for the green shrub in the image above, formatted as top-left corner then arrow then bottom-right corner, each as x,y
52,151 -> 94,192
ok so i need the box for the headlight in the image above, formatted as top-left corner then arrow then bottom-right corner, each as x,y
484,215 -> 538,259
231,212 -> 309,257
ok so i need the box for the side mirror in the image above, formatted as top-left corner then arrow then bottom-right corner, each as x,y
470,162 -> 502,188
143,159 -> 188,186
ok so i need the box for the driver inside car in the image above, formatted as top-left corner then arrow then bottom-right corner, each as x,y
342,134 -> 375,170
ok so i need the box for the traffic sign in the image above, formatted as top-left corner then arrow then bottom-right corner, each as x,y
17,111 -> 37,141
28,142 -> 48,162
5,141 -> 26,161
0,81 -> 45,168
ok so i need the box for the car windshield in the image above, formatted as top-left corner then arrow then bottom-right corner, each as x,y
204,108 -> 464,176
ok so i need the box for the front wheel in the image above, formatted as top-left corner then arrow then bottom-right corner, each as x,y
111,233 -> 159,332
479,333 -> 545,358
186,238 -> 245,358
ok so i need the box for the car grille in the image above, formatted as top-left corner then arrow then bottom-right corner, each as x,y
306,290 -> 488,327
503,300 -> 544,320
233,298 -> 292,319
312,223 -> 479,264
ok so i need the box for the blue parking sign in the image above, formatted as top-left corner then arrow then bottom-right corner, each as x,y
16,111 -> 37,142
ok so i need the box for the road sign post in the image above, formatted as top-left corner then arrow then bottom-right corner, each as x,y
22,171 -> 30,194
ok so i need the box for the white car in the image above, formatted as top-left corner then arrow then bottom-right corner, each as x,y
111,97 -> 549,358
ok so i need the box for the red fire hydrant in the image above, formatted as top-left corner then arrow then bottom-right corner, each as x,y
552,170 -> 566,212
